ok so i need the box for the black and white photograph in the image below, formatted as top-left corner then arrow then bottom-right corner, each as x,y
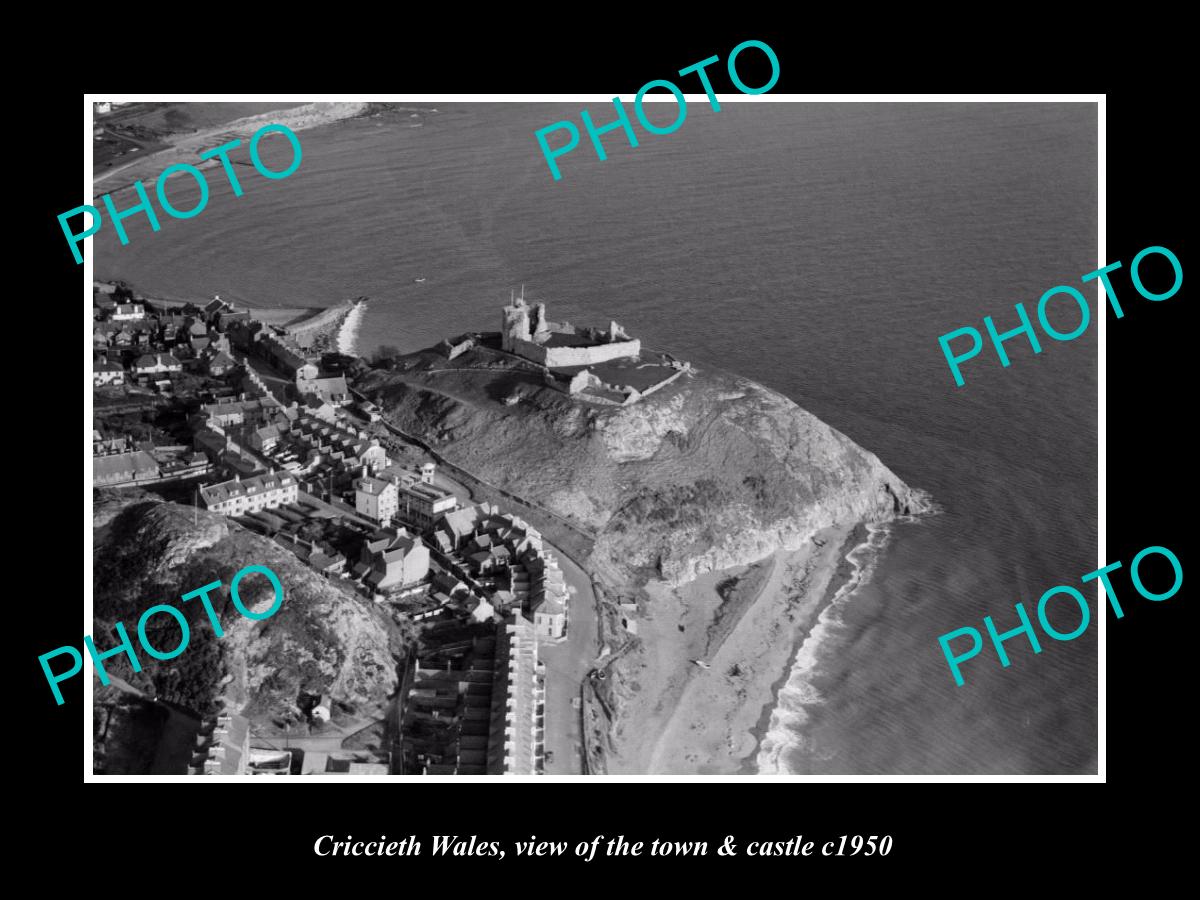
77,93 -> 1111,780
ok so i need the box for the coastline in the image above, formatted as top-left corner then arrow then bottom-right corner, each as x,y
336,300 -> 368,355
742,524 -> 867,775
94,101 -> 371,193
93,279 -> 358,351
604,522 -> 855,775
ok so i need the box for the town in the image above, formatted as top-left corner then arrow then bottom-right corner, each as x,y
91,285 -> 606,776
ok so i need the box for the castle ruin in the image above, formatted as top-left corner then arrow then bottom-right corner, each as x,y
501,296 -> 641,369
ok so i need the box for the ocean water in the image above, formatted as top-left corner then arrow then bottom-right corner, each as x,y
96,101 -> 1098,774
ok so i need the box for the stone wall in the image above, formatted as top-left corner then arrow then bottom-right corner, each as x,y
510,336 -> 641,368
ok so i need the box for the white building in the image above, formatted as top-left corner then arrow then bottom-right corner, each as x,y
132,353 -> 182,376
488,617 -> 545,775
111,302 -> 145,321
200,471 -> 299,516
355,475 -> 398,524
93,357 -> 126,386
397,481 -> 459,533
533,595 -> 566,640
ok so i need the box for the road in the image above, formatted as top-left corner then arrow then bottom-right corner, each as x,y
538,548 -> 598,774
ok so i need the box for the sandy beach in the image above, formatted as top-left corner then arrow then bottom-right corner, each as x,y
335,300 -> 367,355
94,102 -> 371,193
605,523 -> 854,775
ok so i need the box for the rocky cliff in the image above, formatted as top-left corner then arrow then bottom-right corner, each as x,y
91,492 -> 409,729
358,346 -> 926,587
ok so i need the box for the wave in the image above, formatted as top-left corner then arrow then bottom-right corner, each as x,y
754,521 -> 895,774
336,301 -> 367,355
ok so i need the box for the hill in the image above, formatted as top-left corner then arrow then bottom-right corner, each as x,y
91,491 -> 411,752
357,341 -> 925,587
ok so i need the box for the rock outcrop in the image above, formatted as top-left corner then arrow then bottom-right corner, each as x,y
359,345 -> 926,587
91,492 -> 408,729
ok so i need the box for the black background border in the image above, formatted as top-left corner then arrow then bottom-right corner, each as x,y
26,26 -> 1189,879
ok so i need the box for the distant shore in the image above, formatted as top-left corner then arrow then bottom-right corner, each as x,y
604,523 -> 855,775
94,101 -> 371,194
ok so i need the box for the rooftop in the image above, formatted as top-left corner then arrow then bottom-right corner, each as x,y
200,472 -> 296,504
93,450 -> 158,479
355,476 -> 395,496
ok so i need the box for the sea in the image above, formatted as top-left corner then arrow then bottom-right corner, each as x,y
95,101 -> 1099,774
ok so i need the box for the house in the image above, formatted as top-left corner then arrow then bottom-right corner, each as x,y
274,533 -> 348,575
201,396 -> 278,428
226,318 -> 264,351
359,442 -> 388,472
356,400 -> 382,422
93,433 -> 131,456
111,302 -> 145,321
533,594 -> 567,640
193,428 -> 228,463
203,297 -> 227,319
199,714 -> 250,776
132,353 -> 182,376
526,551 -> 568,639
249,423 -> 285,453
157,314 -> 187,341
396,481 -> 459,533
301,375 -> 350,406
95,101 -> 112,115
260,332 -> 318,382
205,350 -> 236,376
92,357 -> 126,387
465,596 -> 495,623
214,308 -> 252,332
354,475 -> 398,524
199,471 -> 299,516
93,326 -> 114,349
301,395 -> 338,423
309,544 -> 347,575
431,571 -> 470,601
358,531 -> 430,594
92,450 -> 160,487
435,504 -> 492,551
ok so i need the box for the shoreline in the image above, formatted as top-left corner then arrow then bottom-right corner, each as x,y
605,522 -> 856,775
741,523 -> 867,775
94,101 -> 371,193
336,300 -> 368,355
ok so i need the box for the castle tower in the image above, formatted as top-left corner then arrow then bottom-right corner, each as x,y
501,298 -> 531,352
532,302 -> 550,341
